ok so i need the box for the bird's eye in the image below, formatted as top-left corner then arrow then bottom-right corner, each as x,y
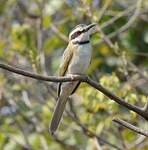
77,31 -> 82,35
71,31 -> 82,40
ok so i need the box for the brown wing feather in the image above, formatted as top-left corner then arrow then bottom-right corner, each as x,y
57,43 -> 74,96
59,43 -> 74,76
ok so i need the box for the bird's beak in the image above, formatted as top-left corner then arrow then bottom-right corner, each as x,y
86,23 -> 97,34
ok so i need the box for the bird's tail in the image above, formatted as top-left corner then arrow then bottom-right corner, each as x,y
49,95 -> 68,135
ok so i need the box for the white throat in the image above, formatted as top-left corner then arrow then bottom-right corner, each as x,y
68,43 -> 92,74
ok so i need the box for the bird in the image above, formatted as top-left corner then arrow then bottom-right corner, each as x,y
49,23 -> 97,134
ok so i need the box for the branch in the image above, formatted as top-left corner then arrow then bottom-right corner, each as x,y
127,61 -> 148,82
50,23 -> 68,42
100,5 -> 136,29
113,118 -> 148,137
67,100 -> 123,150
0,63 -> 148,121
106,0 -> 141,38
53,134 -> 79,150
127,135 -> 146,149
97,0 -> 112,22
97,0 -> 142,45
0,63 -> 84,82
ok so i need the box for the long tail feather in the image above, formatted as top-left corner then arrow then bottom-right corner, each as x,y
49,96 -> 68,134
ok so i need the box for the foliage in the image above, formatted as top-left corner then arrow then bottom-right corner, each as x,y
0,0 -> 148,149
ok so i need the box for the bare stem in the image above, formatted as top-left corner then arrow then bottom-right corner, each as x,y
113,118 -> 148,137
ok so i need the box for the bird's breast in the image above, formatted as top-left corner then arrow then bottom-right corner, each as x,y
68,44 -> 92,74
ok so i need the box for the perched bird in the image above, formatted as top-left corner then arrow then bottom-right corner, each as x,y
49,23 -> 97,134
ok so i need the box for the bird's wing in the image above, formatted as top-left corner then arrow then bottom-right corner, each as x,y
57,43 -> 74,96
59,43 -> 74,76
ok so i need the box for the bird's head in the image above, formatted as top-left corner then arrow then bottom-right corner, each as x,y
69,23 -> 97,44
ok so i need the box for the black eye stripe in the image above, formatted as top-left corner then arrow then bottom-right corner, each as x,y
77,31 -> 82,34
71,31 -> 82,39
71,29 -> 89,40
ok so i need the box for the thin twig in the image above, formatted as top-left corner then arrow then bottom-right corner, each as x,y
127,135 -> 146,149
50,23 -> 68,42
128,51 -> 148,57
127,61 -> 148,82
113,118 -> 148,137
98,0 -> 112,22
67,100 -> 123,150
96,25 -> 114,48
36,7 -> 47,75
100,5 -> 136,28
96,0 -> 142,45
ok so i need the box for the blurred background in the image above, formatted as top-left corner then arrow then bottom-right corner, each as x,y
0,0 -> 148,149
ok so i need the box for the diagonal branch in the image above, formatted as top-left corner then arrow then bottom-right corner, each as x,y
67,100 -> 123,150
113,118 -> 148,137
127,61 -> 148,82
0,63 -> 148,121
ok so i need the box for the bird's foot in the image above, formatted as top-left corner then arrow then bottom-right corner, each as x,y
68,74 -> 83,80
69,74 -> 74,80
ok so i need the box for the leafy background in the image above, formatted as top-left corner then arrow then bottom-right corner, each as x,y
0,0 -> 148,149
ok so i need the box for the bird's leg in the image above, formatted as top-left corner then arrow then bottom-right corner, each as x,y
68,74 -> 74,80
68,73 -> 84,80
68,74 -> 77,80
